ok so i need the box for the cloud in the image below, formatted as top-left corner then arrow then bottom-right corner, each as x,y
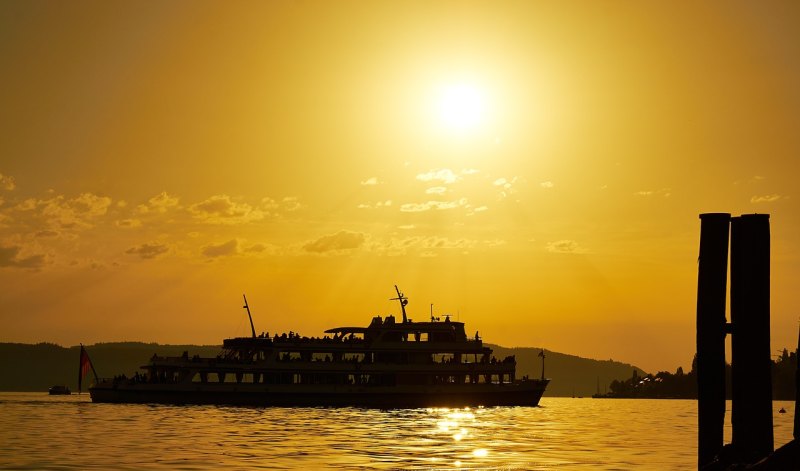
419,237 -> 476,250
635,188 -> 671,198
125,242 -> 169,259
137,192 -> 179,214
546,240 -> 586,254
750,194 -> 783,203
72,193 -> 113,216
0,173 -> 16,191
493,176 -> 519,200
280,197 -> 303,212
540,181 -> 554,189
361,177 -> 379,186
37,193 -> 112,229
15,198 -> 37,211
0,245 -> 46,269
357,200 -> 392,209
400,198 -> 468,212
417,169 -> 460,184
190,195 -> 264,224
35,230 -> 59,238
369,236 -> 487,256
116,218 -> 142,228
303,230 -> 365,253
202,239 -> 240,257
244,243 -> 266,253
260,196 -> 303,214
426,186 -> 447,195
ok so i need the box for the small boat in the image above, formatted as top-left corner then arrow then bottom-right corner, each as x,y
48,385 -> 71,395
90,287 -> 550,407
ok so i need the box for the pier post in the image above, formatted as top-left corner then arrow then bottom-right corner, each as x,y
696,213 -> 731,468
795,326 -> 799,441
730,214 -> 773,461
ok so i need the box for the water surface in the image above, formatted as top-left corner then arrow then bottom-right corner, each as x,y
0,393 -> 794,470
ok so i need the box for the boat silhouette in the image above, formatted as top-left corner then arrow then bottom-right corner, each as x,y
89,287 -> 549,407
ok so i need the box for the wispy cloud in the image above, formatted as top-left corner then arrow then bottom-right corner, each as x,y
493,176 -> 519,200
0,244 -> 46,269
202,239 -> 239,257
360,177 -> 379,186
546,240 -> 586,254
35,230 -> 59,238
635,188 -> 671,198
115,218 -> 142,228
244,243 -> 267,253
125,242 -> 169,259
425,186 -> 447,195
400,198 -> 468,212
357,200 -> 392,209
750,194 -> 783,203
369,236 -> 495,256
417,169 -> 460,184
540,181 -> 554,189
0,173 -> 16,191
493,178 -> 510,188
190,195 -> 264,224
34,193 -> 113,229
303,230 -> 365,254
137,192 -> 179,214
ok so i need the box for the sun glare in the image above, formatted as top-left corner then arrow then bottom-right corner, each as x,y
437,83 -> 485,132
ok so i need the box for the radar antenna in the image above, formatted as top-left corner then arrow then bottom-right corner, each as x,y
391,285 -> 409,323
243,294 -> 256,338
538,348 -> 546,380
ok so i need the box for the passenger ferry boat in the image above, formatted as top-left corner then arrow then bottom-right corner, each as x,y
89,287 -> 549,407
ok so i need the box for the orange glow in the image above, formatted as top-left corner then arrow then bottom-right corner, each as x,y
1,2 -> 799,374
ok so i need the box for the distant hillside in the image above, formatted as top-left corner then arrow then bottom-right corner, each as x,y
487,345 -> 645,397
0,342 -> 644,397
0,342 -> 221,392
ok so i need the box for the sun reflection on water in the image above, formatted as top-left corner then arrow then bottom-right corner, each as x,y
3,394 -> 798,470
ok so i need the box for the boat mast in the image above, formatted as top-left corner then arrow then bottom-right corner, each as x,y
242,294 -> 256,338
392,285 -> 409,323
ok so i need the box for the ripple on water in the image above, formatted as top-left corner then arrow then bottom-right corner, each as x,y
0,394 -> 796,470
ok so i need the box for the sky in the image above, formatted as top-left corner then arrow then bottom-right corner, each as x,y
1,1 -> 799,373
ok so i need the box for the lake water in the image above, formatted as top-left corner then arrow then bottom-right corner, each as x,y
0,393 -> 795,470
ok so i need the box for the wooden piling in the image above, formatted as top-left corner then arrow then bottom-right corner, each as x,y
696,213 -> 731,468
794,325 -> 799,441
730,214 -> 773,461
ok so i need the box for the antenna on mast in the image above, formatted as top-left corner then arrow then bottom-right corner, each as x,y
391,285 -> 409,323
243,294 -> 256,338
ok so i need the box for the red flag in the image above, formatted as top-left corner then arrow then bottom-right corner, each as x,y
78,345 -> 96,393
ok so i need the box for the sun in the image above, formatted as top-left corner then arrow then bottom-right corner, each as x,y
437,83 -> 486,132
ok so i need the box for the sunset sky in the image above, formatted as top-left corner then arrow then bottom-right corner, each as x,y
1,1 -> 798,373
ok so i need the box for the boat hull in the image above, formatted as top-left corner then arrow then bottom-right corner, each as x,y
89,380 -> 549,408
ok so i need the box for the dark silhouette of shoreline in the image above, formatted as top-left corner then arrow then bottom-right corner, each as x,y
0,341 -> 642,397
593,349 -> 798,400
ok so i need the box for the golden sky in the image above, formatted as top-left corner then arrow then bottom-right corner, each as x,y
1,1 -> 799,373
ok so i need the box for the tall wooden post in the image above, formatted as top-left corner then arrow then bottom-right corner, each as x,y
795,325 -> 799,441
730,214 -> 773,461
696,213 -> 731,468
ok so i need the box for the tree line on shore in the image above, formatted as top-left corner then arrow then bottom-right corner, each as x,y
596,348 -> 798,400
